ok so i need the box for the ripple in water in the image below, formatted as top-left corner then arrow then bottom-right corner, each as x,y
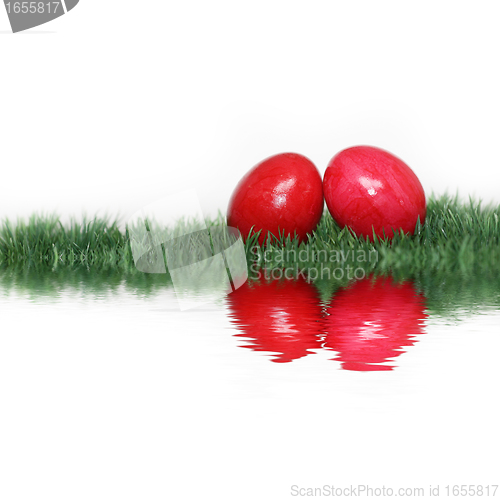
323,276 -> 428,371
227,275 -> 428,371
226,277 -> 323,363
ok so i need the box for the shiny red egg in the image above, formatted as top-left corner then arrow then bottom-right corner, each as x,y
323,146 -> 426,240
227,153 -> 324,245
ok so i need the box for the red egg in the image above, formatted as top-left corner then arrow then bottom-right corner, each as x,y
323,146 -> 426,240
227,153 -> 324,245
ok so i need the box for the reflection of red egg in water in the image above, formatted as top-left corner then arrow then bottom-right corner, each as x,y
323,276 -> 427,371
226,277 -> 323,363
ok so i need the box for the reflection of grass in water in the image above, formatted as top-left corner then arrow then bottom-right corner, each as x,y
411,268 -> 500,319
0,264 -> 171,302
312,267 -> 500,320
2,264 -> 498,323
0,195 -> 499,317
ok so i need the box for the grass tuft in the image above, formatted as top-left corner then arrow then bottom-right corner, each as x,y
0,195 -> 498,277
0,214 -> 134,270
1,195 -> 499,320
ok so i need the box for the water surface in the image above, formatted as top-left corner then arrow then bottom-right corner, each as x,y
1,266 -> 499,499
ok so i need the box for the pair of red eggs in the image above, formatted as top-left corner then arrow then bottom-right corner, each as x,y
227,146 -> 426,243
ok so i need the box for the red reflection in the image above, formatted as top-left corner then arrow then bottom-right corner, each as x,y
226,277 -> 323,363
323,276 -> 427,371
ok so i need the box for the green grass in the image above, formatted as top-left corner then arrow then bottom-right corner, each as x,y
247,194 -> 499,271
1,194 -> 499,319
0,214 -> 135,270
0,194 -> 499,277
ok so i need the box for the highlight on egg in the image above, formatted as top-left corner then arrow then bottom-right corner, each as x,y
227,152 -> 324,245
323,145 -> 426,240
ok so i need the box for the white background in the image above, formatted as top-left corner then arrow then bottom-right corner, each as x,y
1,1 -> 500,226
1,3 -> 500,500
